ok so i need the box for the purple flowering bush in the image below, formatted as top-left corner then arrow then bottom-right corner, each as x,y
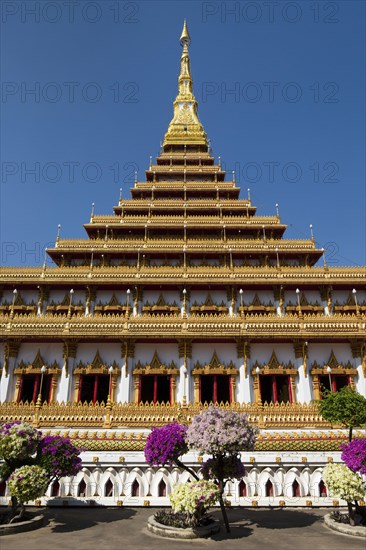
144,423 -> 188,467
341,439 -> 366,476
39,436 -> 83,479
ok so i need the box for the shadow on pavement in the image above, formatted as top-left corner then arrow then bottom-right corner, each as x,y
208,508 -> 323,539
43,505 -> 136,534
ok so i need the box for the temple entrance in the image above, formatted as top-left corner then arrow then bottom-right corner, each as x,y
200,374 -> 231,404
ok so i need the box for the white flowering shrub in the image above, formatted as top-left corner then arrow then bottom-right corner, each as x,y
0,422 -> 41,461
169,480 -> 220,526
323,463 -> 366,502
8,465 -> 49,504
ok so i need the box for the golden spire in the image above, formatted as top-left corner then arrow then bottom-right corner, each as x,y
180,19 -> 191,46
163,21 -> 207,147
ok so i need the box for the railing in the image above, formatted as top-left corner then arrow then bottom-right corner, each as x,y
0,400 -> 333,429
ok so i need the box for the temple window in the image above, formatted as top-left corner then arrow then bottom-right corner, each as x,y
259,375 -> 292,404
238,480 -> 247,497
73,351 -> 118,404
78,374 -> 109,404
133,352 -> 178,404
265,480 -> 274,497
318,480 -> 327,497
14,350 -> 60,403
252,352 -> 297,405
77,480 -> 86,497
200,374 -> 231,404
158,480 -> 167,497
51,480 -> 60,497
17,373 -> 52,403
292,480 -> 300,497
318,374 -> 349,396
192,352 -> 237,404
310,351 -> 356,400
104,479 -> 113,497
131,479 -> 140,497
139,375 -> 172,404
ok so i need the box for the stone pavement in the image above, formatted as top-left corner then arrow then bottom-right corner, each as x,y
1,507 -> 365,550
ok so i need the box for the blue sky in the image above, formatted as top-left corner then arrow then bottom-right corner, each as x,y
1,0 -> 365,267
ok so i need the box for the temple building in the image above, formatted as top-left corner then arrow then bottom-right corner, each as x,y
0,22 -> 365,507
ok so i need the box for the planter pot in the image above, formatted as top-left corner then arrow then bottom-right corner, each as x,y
0,514 -> 45,536
324,513 -> 366,538
147,515 -> 220,539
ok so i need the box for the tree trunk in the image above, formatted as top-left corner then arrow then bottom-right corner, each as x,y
7,496 -> 25,524
174,458 -> 199,481
218,481 -> 230,533
349,426 -> 353,442
347,501 -> 355,526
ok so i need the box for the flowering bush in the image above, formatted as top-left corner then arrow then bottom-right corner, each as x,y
169,480 -> 220,527
0,422 -> 41,462
202,454 -> 245,482
186,407 -> 256,454
144,423 -> 188,466
341,439 -> 366,475
0,421 -> 83,523
323,463 -> 366,502
39,436 -> 83,478
7,465 -> 49,504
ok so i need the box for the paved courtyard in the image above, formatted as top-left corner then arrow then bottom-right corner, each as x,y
1,507 -> 365,550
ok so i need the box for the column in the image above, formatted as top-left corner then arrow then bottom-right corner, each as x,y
0,340 -> 21,402
350,340 -> 366,396
274,286 -> 283,316
320,285 -> 332,316
85,286 -> 96,316
60,340 -> 78,401
236,339 -> 251,403
120,340 -> 135,402
177,339 -> 192,403
293,340 -> 312,403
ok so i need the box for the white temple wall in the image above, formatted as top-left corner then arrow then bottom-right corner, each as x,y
238,290 -> 274,305
332,290 -> 355,305
134,343 -> 178,365
249,343 -> 294,365
307,343 -> 352,365
141,290 -> 180,305
95,290 -> 127,305
189,290 -> 227,304
191,342 -> 236,365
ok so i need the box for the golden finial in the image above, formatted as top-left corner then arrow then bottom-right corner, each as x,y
180,20 -> 191,47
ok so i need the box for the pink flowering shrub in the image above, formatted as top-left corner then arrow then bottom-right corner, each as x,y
186,406 -> 257,454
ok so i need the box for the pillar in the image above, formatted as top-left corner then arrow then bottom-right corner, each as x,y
0,340 -> 21,402
236,339 -> 251,403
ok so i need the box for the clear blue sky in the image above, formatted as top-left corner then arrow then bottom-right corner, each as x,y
1,0 -> 365,267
